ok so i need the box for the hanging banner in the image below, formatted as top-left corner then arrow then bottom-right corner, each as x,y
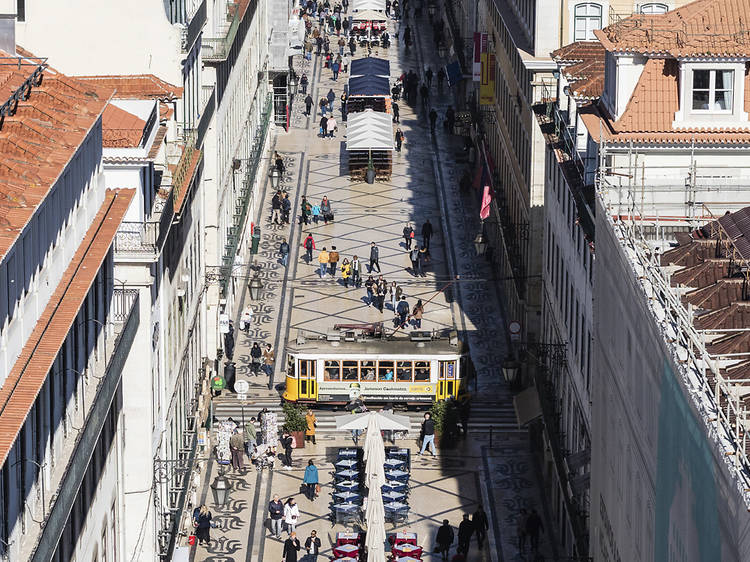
480,52 -> 496,105
472,33 -> 486,82
480,185 -> 492,220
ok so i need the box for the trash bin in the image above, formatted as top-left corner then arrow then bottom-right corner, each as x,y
366,167 -> 376,184
251,226 -> 261,254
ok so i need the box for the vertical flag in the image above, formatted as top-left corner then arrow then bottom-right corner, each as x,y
472,33 -> 486,82
480,185 -> 492,220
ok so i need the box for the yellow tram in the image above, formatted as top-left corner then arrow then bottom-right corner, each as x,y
283,327 -> 469,406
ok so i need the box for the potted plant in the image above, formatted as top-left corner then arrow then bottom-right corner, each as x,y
282,402 -> 308,449
365,151 -> 376,184
429,400 -> 460,449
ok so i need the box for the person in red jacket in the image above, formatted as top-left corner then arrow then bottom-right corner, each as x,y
302,233 -> 316,264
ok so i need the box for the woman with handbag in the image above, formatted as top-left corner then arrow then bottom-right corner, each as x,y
284,497 -> 300,535
303,459 -> 320,501
192,505 -> 213,546
320,196 -> 333,224
305,410 -> 317,444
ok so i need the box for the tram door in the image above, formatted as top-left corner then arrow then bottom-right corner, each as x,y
437,360 -> 457,400
299,360 -> 317,400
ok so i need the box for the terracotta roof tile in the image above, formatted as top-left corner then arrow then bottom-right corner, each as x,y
0,49 -> 114,260
102,103 -> 147,148
74,74 -> 183,100
0,189 -> 134,468
595,0 -> 750,57
552,42 -> 606,100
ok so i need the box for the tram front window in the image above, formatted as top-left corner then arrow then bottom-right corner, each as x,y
343,360 -> 359,381
414,361 -> 430,381
325,360 -> 341,381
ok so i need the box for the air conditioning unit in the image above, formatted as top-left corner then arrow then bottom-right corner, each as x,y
343,330 -> 357,342
326,331 -> 342,342
410,331 -> 432,342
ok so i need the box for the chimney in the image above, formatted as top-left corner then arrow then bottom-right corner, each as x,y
0,0 -> 15,55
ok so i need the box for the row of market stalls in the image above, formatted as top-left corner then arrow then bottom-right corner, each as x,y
345,57 -> 394,182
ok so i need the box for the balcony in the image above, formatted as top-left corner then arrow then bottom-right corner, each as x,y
202,0 -> 257,62
181,0 -> 207,53
29,290 -> 140,561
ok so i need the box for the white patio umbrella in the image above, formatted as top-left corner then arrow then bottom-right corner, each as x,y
363,414 -> 387,489
335,410 -> 411,431
365,474 -> 387,561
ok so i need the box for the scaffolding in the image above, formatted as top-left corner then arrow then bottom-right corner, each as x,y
596,141 -> 750,509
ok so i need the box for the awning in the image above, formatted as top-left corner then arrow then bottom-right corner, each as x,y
350,57 -> 391,78
0,188 -> 135,467
513,386 -> 542,427
351,9 -> 388,21
352,0 -> 386,11
346,110 -> 394,151
348,74 -> 391,97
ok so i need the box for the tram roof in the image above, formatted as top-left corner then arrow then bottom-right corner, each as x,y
287,331 -> 465,356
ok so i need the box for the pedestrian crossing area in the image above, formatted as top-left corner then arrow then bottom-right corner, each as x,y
211,394 -> 526,437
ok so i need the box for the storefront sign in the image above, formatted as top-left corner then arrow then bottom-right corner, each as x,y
219,313 -> 230,334
480,52 -> 496,105
472,32 -> 486,82
211,375 -> 227,391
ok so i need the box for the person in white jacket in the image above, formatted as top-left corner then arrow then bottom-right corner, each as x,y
284,497 -> 300,536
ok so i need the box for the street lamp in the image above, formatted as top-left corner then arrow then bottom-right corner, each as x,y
438,42 -> 448,58
210,473 -> 232,507
473,232 -> 487,256
248,272 -> 264,300
502,359 -> 521,385
269,167 -> 281,188
288,71 -> 299,94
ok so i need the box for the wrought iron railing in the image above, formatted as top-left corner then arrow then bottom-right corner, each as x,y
113,222 -> 160,256
218,92 -> 273,294
181,0 -> 207,53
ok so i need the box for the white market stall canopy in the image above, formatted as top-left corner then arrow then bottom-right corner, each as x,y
352,9 -> 388,21
352,0 -> 386,12
346,110 -> 394,151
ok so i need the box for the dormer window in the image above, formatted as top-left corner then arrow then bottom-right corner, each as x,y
639,3 -> 669,14
692,69 -> 733,112
574,3 -> 602,41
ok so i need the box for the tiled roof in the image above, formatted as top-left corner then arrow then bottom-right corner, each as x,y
74,74 -> 183,100
0,189 -> 134,467
595,0 -> 750,57
102,103 -> 146,148
579,58 -> 750,144
0,50 -> 114,260
552,42 -> 606,100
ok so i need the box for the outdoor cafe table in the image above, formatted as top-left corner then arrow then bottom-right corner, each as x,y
332,543 -> 360,557
384,469 -> 409,482
336,531 -> 360,546
393,543 -> 423,557
396,557 -> 421,562
333,491 -> 362,504
381,480 -> 408,493
335,458 -> 360,469
393,531 -> 417,546
335,469 -> 360,480
384,501 -> 409,516
335,480 -> 360,492
383,458 -> 406,469
382,490 -> 407,503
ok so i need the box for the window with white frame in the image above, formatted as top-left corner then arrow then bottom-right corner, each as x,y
639,3 -> 668,13
574,3 -> 602,41
692,69 -> 734,111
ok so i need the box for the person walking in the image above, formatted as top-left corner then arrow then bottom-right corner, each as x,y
229,429 -> 245,471
351,255 -> 362,287
348,35 -> 356,55
396,296 -> 410,328
304,530 -> 322,561
429,107 -> 438,133
375,277 -> 386,312
435,519 -> 454,560
328,246 -> 340,277
420,83 -> 430,107
315,34 -> 323,54
409,246 -> 420,275
280,432 -> 294,469
303,233 -> 316,263
517,508 -> 528,553
392,101 -> 400,123
342,52 -> 350,72
425,66 -> 434,88
421,219 -> 433,249
326,88 -> 336,112
282,192 -> 291,223
280,239 -> 290,266
419,411 -> 436,455
193,505 -> 213,546
319,115 -> 328,137
331,59 -> 340,80
473,504 -> 489,550
318,247 -> 329,277
457,513 -> 474,555
389,281 -> 402,310
303,459 -> 320,501
271,190 -> 283,224
365,275 -> 375,306
342,16 -> 350,36
326,115 -> 338,137
369,242 -> 381,272
250,342 -> 262,375
319,97 -> 328,116
300,196 -> 312,225
394,127 -> 404,152
320,195 -> 332,224
305,409 -> 317,444
403,223 -> 414,249
304,94 -> 314,115
284,497 -> 300,534
300,73 -> 309,94
445,105 -> 455,134
338,35 -> 346,54
283,531 -> 301,562
240,305 -> 253,333
411,299 -> 424,328
262,343 -> 275,377
526,508 -> 544,552
244,417 -> 258,455
269,495 -> 285,539
437,66 -> 446,92
341,258 -> 352,287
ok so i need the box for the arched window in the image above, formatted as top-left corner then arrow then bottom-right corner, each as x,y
574,3 -> 603,41
640,2 -> 669,14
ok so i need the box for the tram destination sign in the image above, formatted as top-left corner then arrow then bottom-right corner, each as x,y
317,382 -> 435,402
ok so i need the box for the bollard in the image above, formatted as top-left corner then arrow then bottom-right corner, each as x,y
250,226 -> 261,254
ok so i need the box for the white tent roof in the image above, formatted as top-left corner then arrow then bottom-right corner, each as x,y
352,9 -> 388,21
352,0 -> 386,12
346,110 -> 394,151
